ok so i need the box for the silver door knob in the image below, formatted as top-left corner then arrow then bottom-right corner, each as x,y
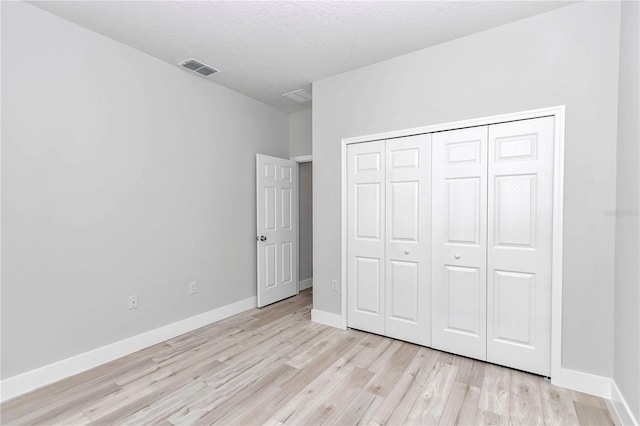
454,253 -> 461,259
404,249 -> 410,254
257,236 -> 267,241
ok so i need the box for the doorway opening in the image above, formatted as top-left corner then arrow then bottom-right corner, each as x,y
297,158 -> 313,292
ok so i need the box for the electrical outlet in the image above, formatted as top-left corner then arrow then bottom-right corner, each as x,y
128,294 -> 138,310
331,279 -> 338,292
189,281 -> 197,294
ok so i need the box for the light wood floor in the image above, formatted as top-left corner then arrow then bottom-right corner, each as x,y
1,289 -> 619,425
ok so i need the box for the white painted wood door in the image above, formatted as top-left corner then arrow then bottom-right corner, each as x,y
347,141 -> 386,334
431,126 -> 488,361
256,154 -> 298,308
385,135 -> 431,346
486,117 -> 554,376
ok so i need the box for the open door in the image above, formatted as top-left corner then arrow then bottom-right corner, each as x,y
256,154 -> 298,307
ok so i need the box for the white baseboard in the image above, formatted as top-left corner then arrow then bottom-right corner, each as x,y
0,296 -> 257,402
611,380 -> 639,426
552,367 -> 612,399
299,278 -> 313,291
311,308 -> 345,329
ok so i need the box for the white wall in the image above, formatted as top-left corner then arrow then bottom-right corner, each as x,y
614,0 -> 640,420
289,109 -> 312,158
298,162 -> 313,283
313,1 -> 620,377
1,2 -> 289,379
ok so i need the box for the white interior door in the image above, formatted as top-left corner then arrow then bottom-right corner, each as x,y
385,135 -> 431,346
486,117 -> 554,376
432,126 -> 488,361
256,154 -> 298,307
347,141 -> 386,334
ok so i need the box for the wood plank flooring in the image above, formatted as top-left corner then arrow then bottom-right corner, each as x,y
1,290 -> 619,425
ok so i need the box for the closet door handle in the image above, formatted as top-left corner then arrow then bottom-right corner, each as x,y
454,253 -> 461,259
404,249 -> 410,255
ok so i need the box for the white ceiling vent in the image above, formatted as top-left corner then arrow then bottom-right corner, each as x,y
179,59 -> 219,77
282,88 -> 312,104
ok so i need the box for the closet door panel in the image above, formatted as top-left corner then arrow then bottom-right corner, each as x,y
385,134 -> 431,346
389,260 -> 419,321
446,177 -> 481,244
347,141 -> 386,334
444,265 -> 481,335
432,127 -> 487,361
487,117 -> 554,376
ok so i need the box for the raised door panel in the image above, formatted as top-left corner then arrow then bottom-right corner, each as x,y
281,187 -> 292,230
354,257 -> 382,314
281,241 -> 293,285
388,260 -> 419,322
347,141 -> 386,334
390,181 -> 419,242
494,175 -> 537,248
265,243 -> 277,288
492,271 -> 536,346
446,177 -> 481,245
445,266 -> 481,336
432,126 -> 487,361
281,165 -> 292,181
385,134 -> 431,346
356,183 -> 382,240
487,117 -> 554,376
264,163 -> 276,179
264,186 -> 276,231
356,152 -> 381,171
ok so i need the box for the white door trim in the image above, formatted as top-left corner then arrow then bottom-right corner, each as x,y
291,155 -> 312,163
340,105 -> 565,382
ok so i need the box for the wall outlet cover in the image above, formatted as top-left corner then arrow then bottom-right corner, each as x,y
128,295 -> 138,310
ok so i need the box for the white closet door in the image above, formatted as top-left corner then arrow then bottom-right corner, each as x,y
487,117 -> 554,376
347,141 -> 386,334
385,134 -> 431,346
432,126 -> 488,360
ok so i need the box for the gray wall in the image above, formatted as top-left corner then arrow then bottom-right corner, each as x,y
289,109 -> 312,158
298,162 -> 313,282
312,1 -> 620,377
614,0 -> 640,420
1,2 -> 289,379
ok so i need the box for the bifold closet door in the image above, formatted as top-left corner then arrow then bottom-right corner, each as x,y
385,135 -> 431,346
347,141 -> 386,335
487,117 -> 554,376
431,126 -> 488,361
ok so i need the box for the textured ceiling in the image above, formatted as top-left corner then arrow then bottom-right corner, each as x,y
30,1 -> 573,113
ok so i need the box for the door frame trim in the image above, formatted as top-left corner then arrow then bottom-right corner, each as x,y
340,105 -> 565,381
291,155 -> 312,163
